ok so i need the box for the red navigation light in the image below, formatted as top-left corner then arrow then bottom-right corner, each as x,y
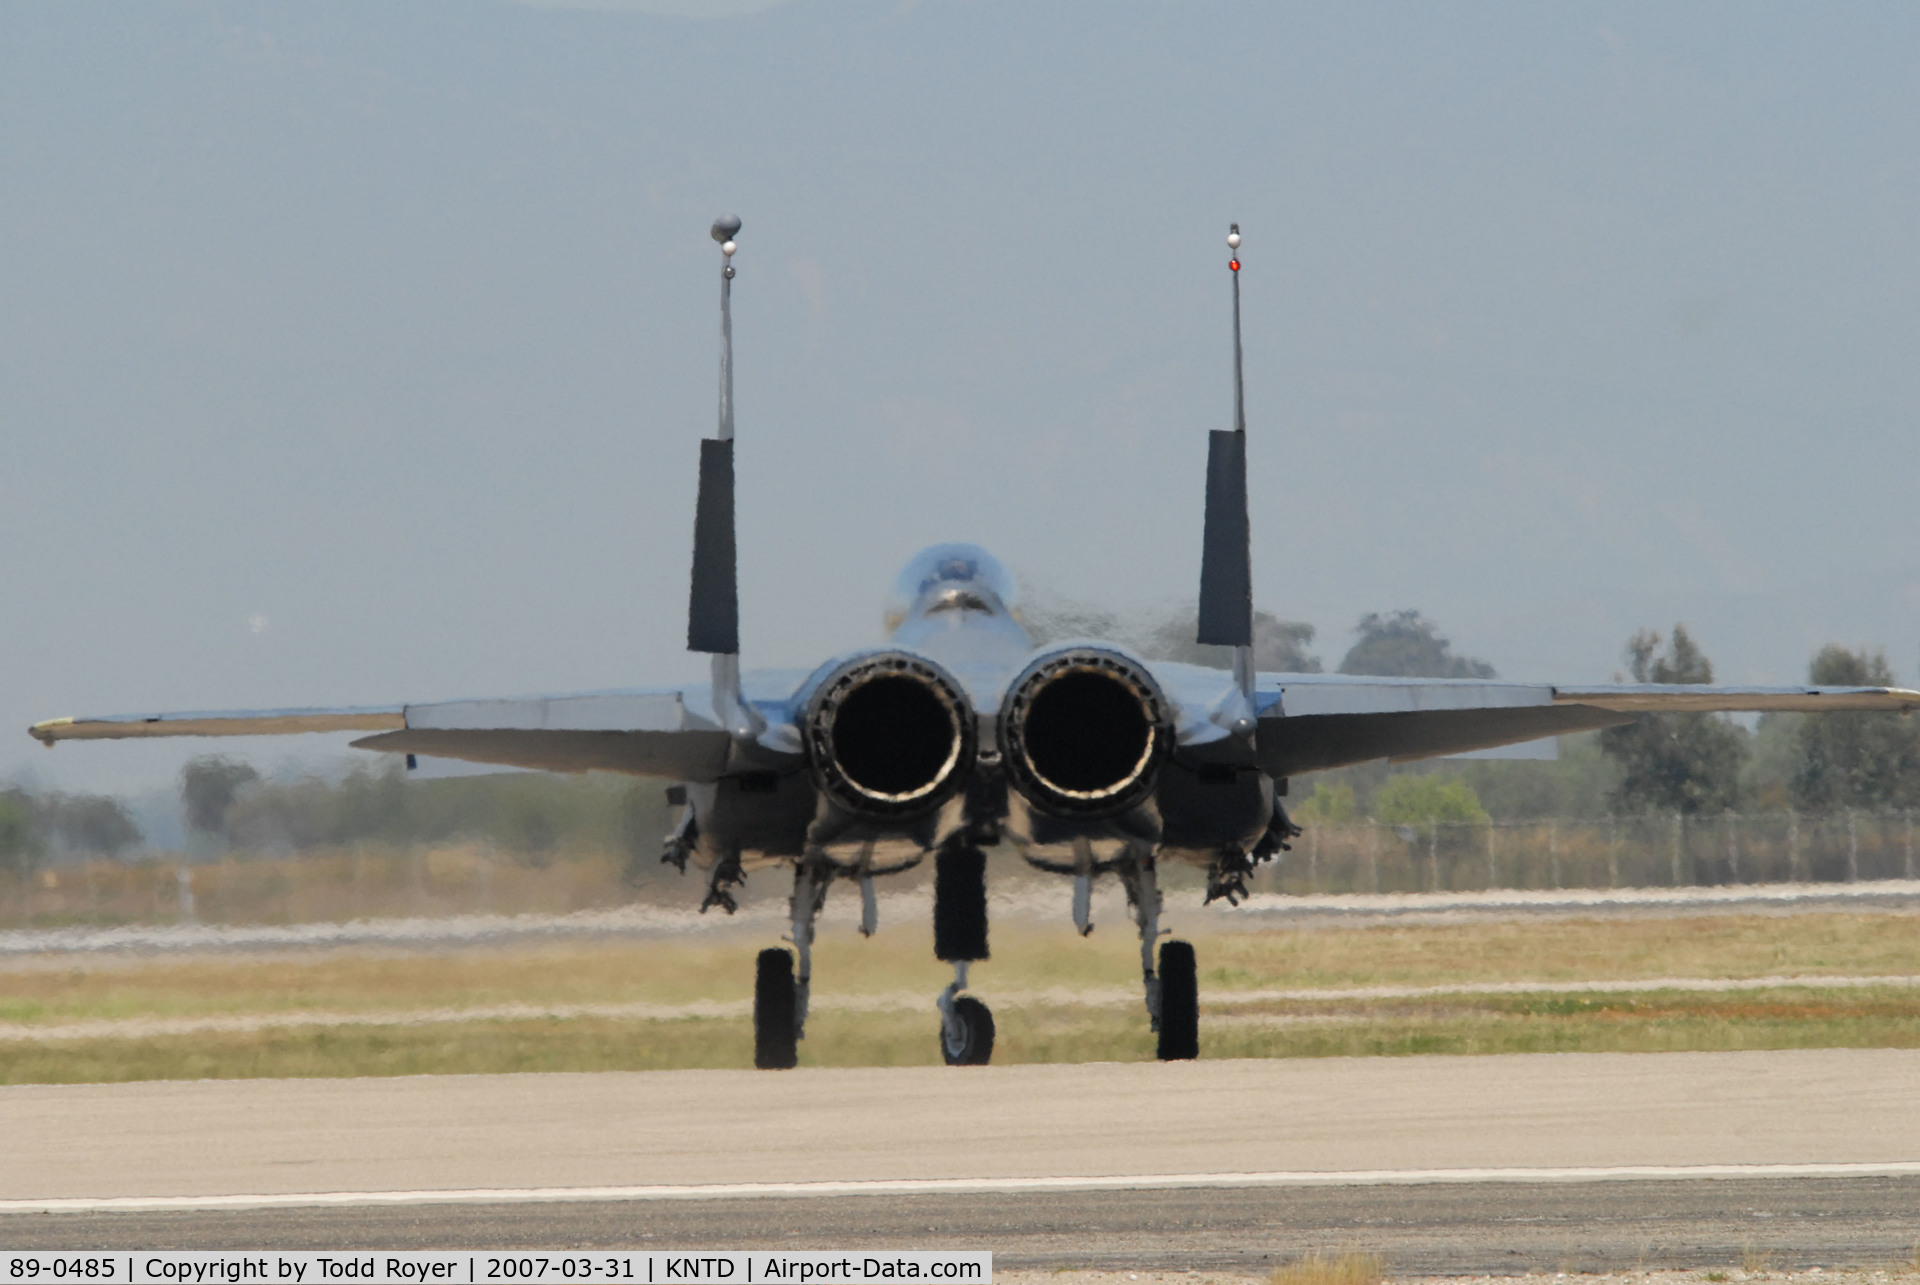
1229,260 -> 1240,272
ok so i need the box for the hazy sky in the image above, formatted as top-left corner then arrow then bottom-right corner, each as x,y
6,1 -> 1918,796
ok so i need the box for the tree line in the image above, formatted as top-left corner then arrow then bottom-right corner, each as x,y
0,788 -> 142,877
1,761 -> 676,884
1027,595 -> 1920,823
1599,629 -> 1920,815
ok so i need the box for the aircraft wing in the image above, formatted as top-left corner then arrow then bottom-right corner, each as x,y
28,707 -> 408,742
30,691 -> 737,781
1550,684 -> 1920,713
1255,676 -> 1920,778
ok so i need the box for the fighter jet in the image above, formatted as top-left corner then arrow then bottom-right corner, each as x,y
32,218 -> 1920,1069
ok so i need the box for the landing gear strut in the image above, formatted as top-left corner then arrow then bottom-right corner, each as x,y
934,842 -> 989,961
752,858 -> 830,1070
788,858 -> 831,1041
1119,851 -> 1198,1061
933,841 -> 993,1065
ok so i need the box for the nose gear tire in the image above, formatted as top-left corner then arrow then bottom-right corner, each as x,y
941,995 -> 996,1066
753,947 -> 799,1069
1156,939 -> 1198,1061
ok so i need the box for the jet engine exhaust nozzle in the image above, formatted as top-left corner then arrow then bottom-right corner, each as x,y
999,648 -> 1172,818
804,652 -> 976,817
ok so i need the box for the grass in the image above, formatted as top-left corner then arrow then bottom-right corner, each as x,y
2,910 -> 1918,1083
0,1005 -> 1150,1083
1195,909 -> 1920,989
1199,989 -> 1920,1060
5,911 -> 1918,1024
1268,1253 -> 1384,1285
9,987 -> 1920,1084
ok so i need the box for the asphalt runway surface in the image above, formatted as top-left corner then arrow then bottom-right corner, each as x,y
9,1178 -> 1920,1273
4,1051 -> 1920,1269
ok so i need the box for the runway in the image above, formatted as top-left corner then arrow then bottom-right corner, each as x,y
9,1179 -> 1920,1273
3,1050 -> 1918,1268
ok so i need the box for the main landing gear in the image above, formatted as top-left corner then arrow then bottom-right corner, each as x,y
751,858 -> 831,1071
1155,938 -> 1198,1062
753,946 -> 798,1070
1113,852 -> 1198,1062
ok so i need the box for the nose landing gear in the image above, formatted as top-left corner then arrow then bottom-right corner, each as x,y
933,840 -> 994,1065
937,960 -> 995,1065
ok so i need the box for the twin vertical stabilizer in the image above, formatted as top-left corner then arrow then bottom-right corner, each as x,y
684,218 -> 1258,736
1196,223 -> 1255,714
686,215 -> 764,739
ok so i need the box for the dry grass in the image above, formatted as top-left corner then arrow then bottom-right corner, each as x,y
1197,910 -> 1920,989
5,912 -> 1916,1025
1199,987 -> 1920,1060
10,985 -> 1920,1084
1268,1253 -> 1385,1285
0,939 -> 775,1023
2,909 -> 1918,1083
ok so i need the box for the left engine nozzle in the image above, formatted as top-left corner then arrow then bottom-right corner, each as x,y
803,652 -> 976,817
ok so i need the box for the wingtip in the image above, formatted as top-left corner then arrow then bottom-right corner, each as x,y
28,717 -> 72,747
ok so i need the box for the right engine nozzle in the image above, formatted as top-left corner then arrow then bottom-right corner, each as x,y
997,647 -> 1172,818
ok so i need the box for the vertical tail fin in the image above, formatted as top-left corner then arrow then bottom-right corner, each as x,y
687,436 -> 738,654
1196,431 -> 1250,647
1197,224 -> 1254,708
686,214 -> 764,739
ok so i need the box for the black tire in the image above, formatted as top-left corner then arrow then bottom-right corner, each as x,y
753,947 -> 798,1070
940,995 -> 995,1066
934,845 -> 990,962
1156,939 -> 1199,1061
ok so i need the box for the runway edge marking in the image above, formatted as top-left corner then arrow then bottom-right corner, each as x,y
9,1163 -> 1920,1213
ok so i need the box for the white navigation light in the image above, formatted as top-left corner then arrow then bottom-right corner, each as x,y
1226,230 -> 1241,250
722,240 -> 737,257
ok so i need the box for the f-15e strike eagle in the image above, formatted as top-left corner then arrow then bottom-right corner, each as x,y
32,218 -> 1920,1069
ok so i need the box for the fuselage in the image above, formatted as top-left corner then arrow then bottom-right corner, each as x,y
884,543 -> 1037,703
690,543 -> 1278,878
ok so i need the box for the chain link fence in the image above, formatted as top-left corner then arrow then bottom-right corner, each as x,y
1263,810 -> 1920,896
